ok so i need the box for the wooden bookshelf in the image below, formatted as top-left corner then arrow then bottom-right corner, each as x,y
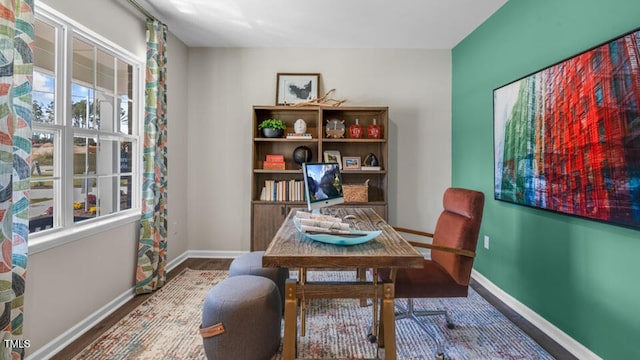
251,105 -> 389,250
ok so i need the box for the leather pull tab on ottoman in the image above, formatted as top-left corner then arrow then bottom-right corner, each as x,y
200,322 -> 225,338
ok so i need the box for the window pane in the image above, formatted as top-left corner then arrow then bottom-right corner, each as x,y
34,19 -> 55,73
117,59 -> 133,134
74,136 -> 97,175
120,175 -> 132,210
29,180 -> 55,233
120,141 -> 132,173
98,176 -> 118,216
71,83 -> 94,128
95,91 -> 114,131
73,176 -> 97,222
118,96 -> 132,134
96,49 -> 115,91
117,59 -> 131,98
73,37 -> 94,85
97,138 -> 118,174
32,132 -> 55,176
33,71 -> 55,124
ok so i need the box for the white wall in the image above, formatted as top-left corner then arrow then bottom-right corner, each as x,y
186,48 -> 452,251
26,225 -> 138,353
166,33 -> 190,261
25,0 -> 190,355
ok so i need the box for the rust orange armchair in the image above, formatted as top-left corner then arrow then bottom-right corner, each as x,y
380,187 -> 485,359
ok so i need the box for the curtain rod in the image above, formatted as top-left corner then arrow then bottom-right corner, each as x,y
127,0 -> 160,23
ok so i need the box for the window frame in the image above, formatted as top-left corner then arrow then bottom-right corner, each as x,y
29,3 -> 144,254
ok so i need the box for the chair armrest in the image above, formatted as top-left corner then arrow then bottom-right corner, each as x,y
392,226 -> 434,238
393,226 -> 476,258
408,241 -> 476,258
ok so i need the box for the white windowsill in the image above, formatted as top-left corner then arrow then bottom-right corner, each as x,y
28,209 -> 141,255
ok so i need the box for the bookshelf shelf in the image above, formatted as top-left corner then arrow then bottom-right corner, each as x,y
253,169 -> 303,174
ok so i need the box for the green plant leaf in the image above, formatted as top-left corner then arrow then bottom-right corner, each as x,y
258,118 -> 286,130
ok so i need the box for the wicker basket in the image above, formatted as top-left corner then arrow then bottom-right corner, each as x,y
343,179 -> 369,202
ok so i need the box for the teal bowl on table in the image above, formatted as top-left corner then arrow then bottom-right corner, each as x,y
293,217 -> 382,246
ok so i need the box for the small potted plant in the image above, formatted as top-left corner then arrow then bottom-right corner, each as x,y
258,118 -> 286,138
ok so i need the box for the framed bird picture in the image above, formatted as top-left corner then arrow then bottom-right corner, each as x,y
276,73 -> 320,105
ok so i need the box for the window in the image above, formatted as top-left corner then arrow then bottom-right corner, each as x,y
609,41 -> 619,64
598,119 -> 606,144
31,6 -> 141,239
591,50 -> 602,71
594,85 -> 603,107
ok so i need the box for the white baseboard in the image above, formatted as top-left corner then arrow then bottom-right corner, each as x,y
27,250 -> 244,360
471,269 -> 602,360
26,287 -> 136,360
186,250 -> 247,259
165,250 -> 190,272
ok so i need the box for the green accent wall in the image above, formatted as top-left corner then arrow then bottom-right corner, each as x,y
452,0 -> 640,358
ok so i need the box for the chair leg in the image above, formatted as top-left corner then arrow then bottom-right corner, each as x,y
368,298 -> 452,358
411,308 -> 455,329
395,299 -> 450,358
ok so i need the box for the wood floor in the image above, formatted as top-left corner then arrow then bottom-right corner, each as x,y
51,258 -> 576,360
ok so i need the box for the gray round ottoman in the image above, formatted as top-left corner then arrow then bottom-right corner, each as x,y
229,251 -> 289,306
200,275 -> 282,360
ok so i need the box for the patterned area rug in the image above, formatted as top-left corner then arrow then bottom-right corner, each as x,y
73,269 -> 553,360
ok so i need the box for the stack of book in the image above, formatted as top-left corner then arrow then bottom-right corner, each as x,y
263,154 -> 285,170
260,179 -> 305,202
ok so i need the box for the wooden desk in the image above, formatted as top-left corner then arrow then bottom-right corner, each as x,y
263,207 -> 423,359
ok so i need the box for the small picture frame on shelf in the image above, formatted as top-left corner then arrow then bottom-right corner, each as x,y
343,156 -> 361,170
276,73 -> 320,105
323,150 -> 342,169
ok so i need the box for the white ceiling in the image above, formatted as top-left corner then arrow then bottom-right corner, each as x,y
135,0 -> 508,49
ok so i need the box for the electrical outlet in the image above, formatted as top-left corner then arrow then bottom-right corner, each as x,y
483,235 -> 490,249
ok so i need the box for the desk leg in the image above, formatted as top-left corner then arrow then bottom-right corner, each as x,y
357,268 -> 368,307
283,279 -> 298,360
300,268 -> 307,337
380,282 -> 396,360
371,268 -> 378,339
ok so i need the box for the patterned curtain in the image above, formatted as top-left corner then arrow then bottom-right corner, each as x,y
0,0 -> 33,359
135,19 -> 168,294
